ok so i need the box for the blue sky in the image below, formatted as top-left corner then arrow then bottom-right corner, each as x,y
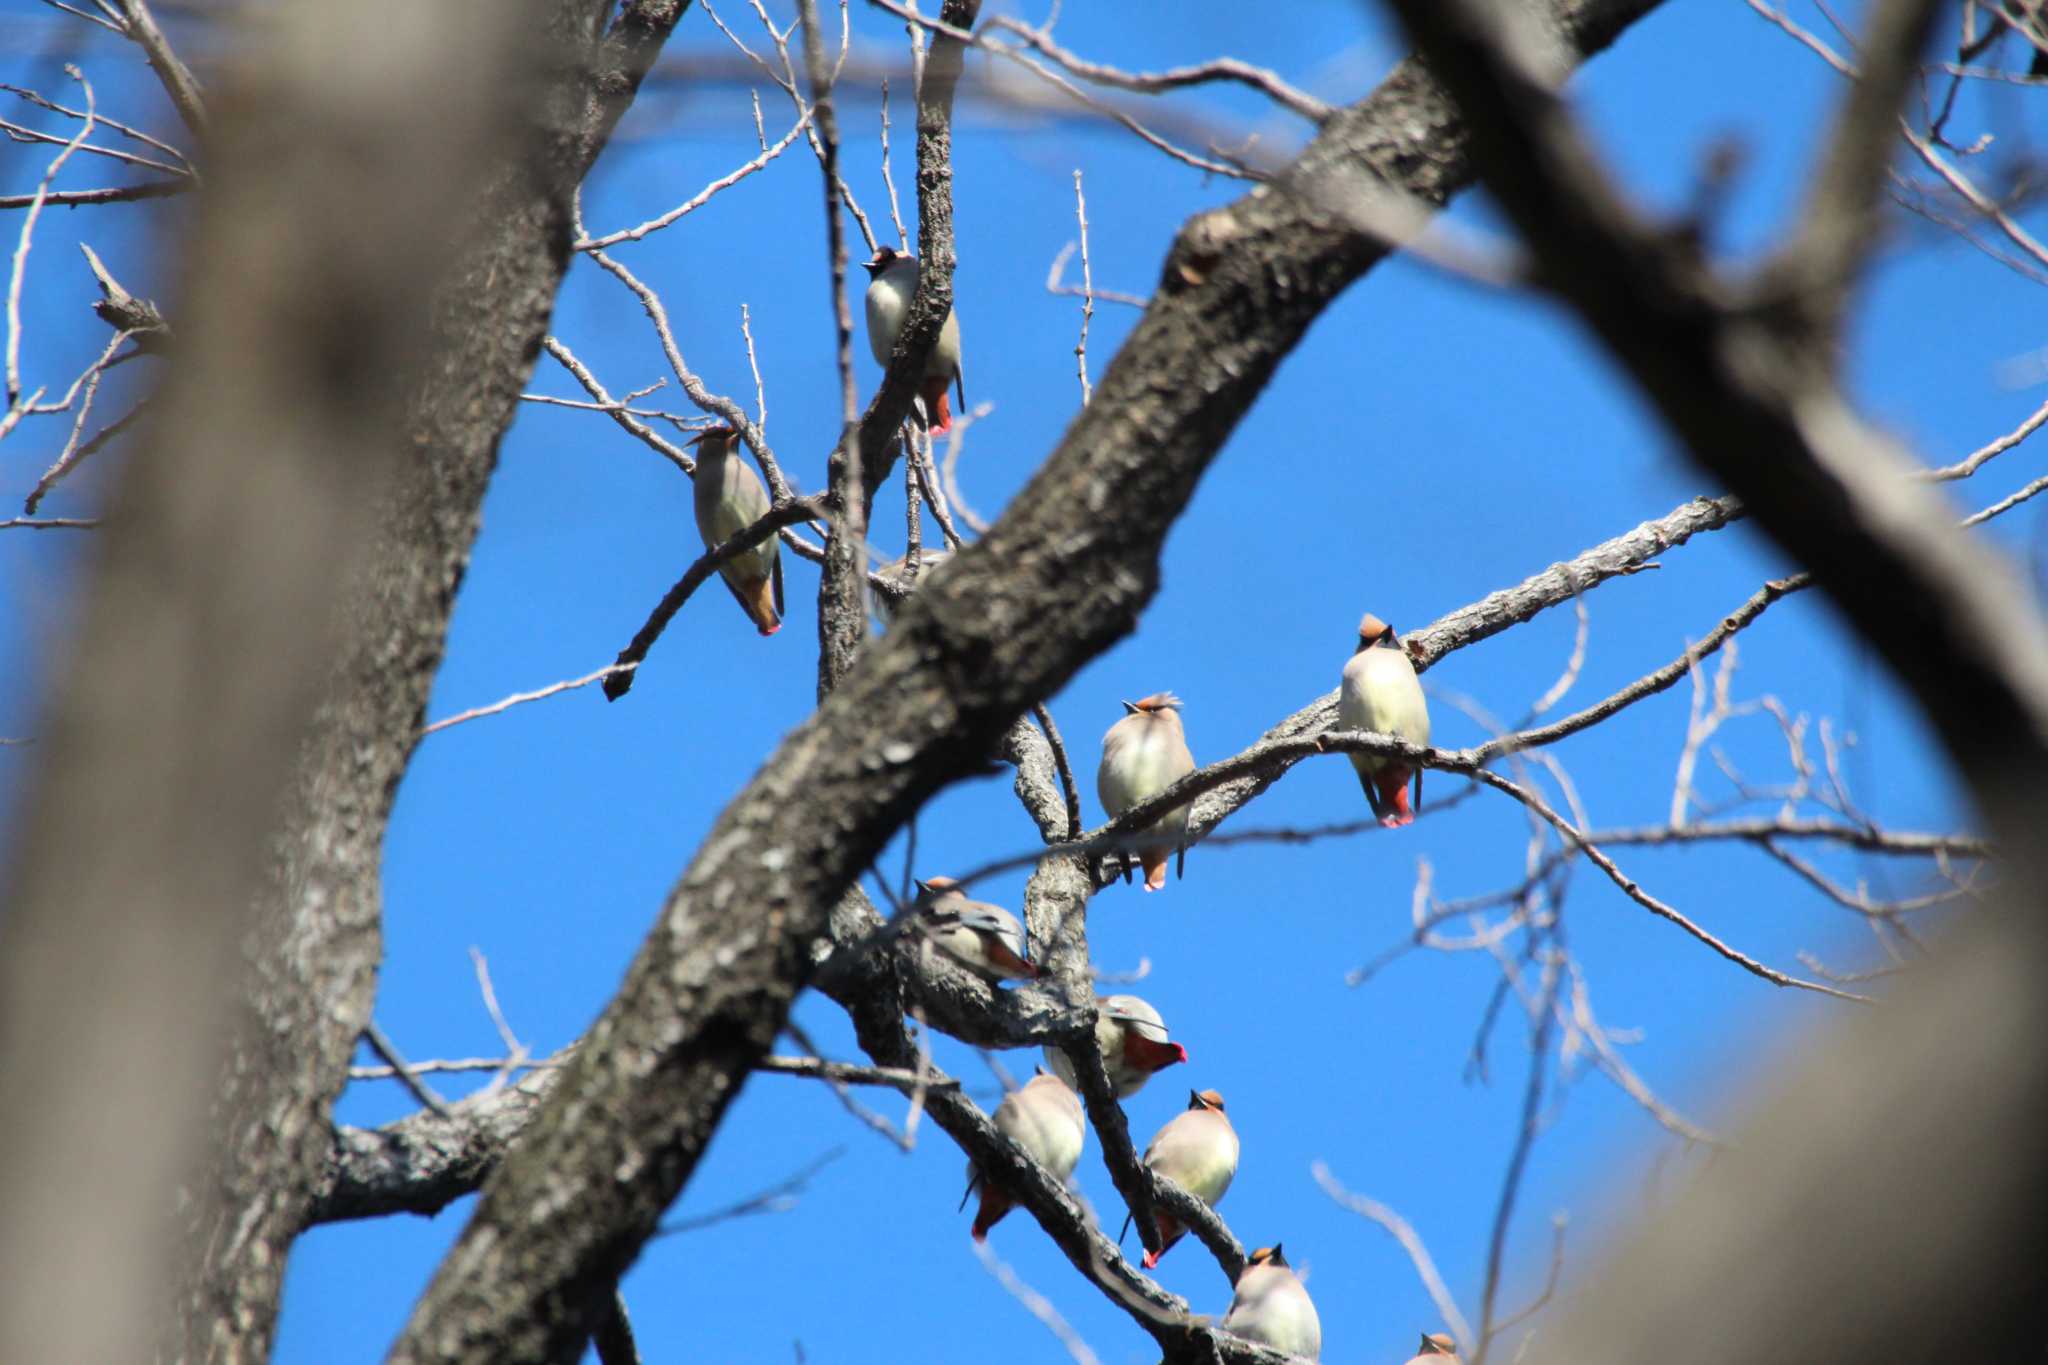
2,1 -> 2042,1361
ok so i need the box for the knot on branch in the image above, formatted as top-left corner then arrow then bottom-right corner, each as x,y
80,244 -> 169,352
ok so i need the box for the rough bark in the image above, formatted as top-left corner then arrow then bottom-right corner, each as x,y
383,3 -> 1673,1360
170,3 -> 692,1359
0,6 -> 542,1361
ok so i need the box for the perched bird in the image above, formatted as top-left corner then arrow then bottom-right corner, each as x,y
1123,1089 -> 1238,1268
689,425 -> 783,636
869,547 -> 952,628
862,246 -> 965,434
1337,613 -> 1430,827
962,1070 -> 1086,1240
1043,993 -> 1187,1099
1405,1331 -> 1460,1363
914,877 -> 1038,984
1097,693 -> 1197,892
1220,1244 -> 1321,1360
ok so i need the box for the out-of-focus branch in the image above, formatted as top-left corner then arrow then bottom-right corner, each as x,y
1385,0 -> 2048,811
1363,5 -> 2048,1355
975,12 -> 1334,123
1774,0 -> 1942,340
0,6 -> 537,1361
171,2 -> 696,1359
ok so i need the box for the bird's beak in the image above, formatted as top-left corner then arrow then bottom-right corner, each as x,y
1121,700 -> 1141,715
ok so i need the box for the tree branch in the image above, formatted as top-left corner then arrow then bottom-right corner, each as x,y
1384,0 -> 2048,819
382,4 -> 1680,1357
116,0 -> 208,140
171,3 -> 695,1358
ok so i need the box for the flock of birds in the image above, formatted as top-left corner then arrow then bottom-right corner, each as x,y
682,247 -> 1445,1361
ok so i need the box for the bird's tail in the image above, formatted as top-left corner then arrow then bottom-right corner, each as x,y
1375,766 -> 1415,827
1140,847 -> 1170,892
922,374 -> 954,433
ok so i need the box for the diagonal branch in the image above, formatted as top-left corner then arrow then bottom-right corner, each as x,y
1384,0 -> 2048,820
115,0 -> 207,140
382,3 -> 1679,1358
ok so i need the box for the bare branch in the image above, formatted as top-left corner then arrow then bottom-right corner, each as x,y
423,663 -> 637,737
0,180 -> 187,210
575,106 -> 811,251
114,0 -> 208,139
1313,1162 -> 1475,1352
7,67 -> 95,411
602,495 -> 829,698
978,13 -> 1334,123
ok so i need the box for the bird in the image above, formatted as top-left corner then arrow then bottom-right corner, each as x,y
1042,993 -> 1187,1099
869,547 -> 952,628
862,245 -> 964,434
1337,613 -> 1430,827
688,425 -> 782,636
1220,1244 -> 1321,1360
914,877 -> 1038,984
1122,1089 -> 1238,1268
962,1070 -> 1085,1240
1097,693 -> 1196,891
1405,1331 -> 1460,1363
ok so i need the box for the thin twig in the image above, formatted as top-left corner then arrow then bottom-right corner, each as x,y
1071,170 -> 1094,406
7,67 -> 95,410
421,663 -> 639,736
651,1147 -> 846,1239
972,1240 -> 1105,1365
880,78 -> 908,247
1475,953 -> 1562,1365
1313,1162 -> 1475,1353
1033,704 -> 1084,840
574,107 -> 811,250
360,1022 -> 453,1119
541,335 -> 694,472
0,181 -> 187,210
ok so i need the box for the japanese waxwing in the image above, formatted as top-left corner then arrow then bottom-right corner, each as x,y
961,1069 -> 1085,1240
870,547 -> 953,628
689,425 -> 783,636
1124,1089 -> 1238,1268
1043,993 -> 1187,1099
1338,613 -> 1430,827
1097,693 -> 1196,892
1221,1244 -> 1321,1360
862,246 -> 965,433
914,877 -> 1038,984
1404,1332 -> 1460,1363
